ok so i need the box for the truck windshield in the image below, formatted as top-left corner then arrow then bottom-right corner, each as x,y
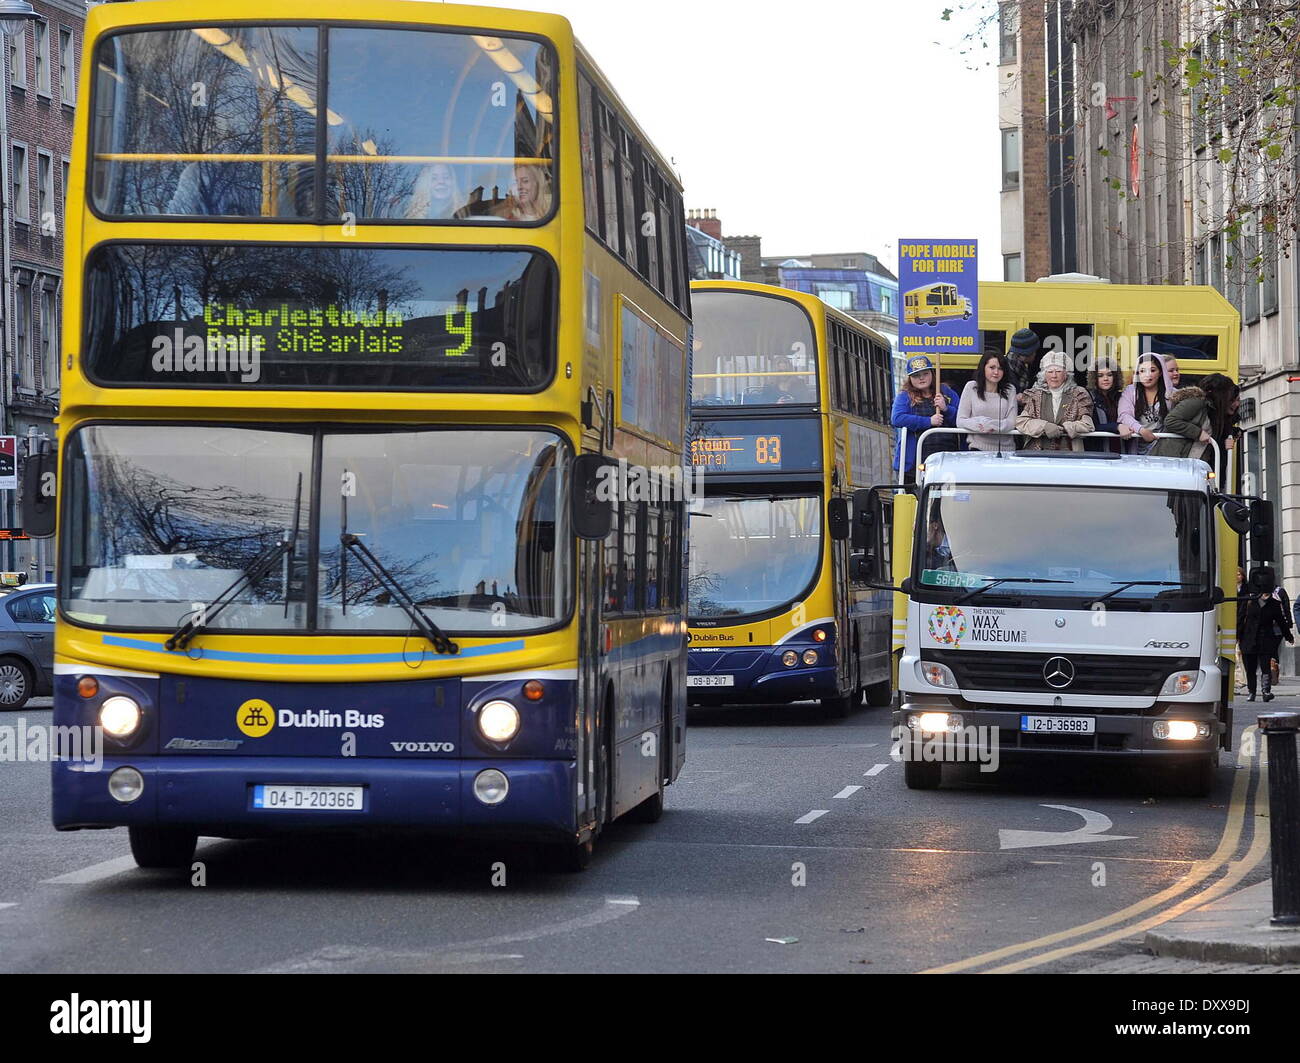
688,494 -> 821,619
914,485 -> 1210,604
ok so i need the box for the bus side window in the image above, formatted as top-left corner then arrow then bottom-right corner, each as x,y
604,499 -> 622,614
645,504 -> 660,609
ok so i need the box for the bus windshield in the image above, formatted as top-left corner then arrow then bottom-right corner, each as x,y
691,291 -> 818,408
92,25 -> 556,222
61,425 -> 570,635
915,485 -> 1210,604
688,494 -> 822,619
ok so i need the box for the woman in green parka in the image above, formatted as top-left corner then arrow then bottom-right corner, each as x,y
1150,372 -> 1239,468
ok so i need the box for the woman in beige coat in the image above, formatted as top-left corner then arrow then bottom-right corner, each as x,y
1016,350 -> 1095,451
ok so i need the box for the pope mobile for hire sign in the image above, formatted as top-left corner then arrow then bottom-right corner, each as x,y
898,239 -> 979,365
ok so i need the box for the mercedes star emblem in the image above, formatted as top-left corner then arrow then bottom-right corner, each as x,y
1054,617 -> 1066,628
1043,656 -> 1075,688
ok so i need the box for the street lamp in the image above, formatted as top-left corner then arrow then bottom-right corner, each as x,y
0,1 -> 36,39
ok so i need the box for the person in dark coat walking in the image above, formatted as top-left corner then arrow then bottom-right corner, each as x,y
1238,567 -> 1294,701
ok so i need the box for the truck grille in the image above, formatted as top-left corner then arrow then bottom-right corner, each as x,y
925,649 -> 1197,697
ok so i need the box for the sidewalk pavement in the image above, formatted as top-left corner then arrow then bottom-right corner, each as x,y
1145,881 -> 1300,965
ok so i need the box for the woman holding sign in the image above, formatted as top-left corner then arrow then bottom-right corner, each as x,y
891,355 -> 959,482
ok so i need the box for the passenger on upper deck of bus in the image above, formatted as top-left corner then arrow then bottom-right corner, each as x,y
891,355 -> 959,482
756,355 -> 813,404
956,350 -> 1017,453
1118,352 -> 1174,455
405,162 -> 469,220
1016,351 -> 1095,452
495,163 -> 553,221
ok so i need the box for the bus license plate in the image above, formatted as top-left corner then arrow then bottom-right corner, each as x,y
687,675 -> 734,687
253,784 -> 364,811
1020,715 -> 1095,734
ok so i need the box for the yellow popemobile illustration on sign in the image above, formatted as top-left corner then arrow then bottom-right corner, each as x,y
903,282 -> 972,326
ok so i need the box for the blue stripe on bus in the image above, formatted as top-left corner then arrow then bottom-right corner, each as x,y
100,635 -> 528,665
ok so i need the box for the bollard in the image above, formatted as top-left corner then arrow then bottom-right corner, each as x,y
1258,711 -> 1300,926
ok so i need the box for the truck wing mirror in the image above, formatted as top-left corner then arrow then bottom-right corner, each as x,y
851,487 -> 876,551
570,453 -> 616,541
21,443 -> 56,540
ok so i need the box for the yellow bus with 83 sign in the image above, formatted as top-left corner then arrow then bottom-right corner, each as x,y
687,280 -> 894,717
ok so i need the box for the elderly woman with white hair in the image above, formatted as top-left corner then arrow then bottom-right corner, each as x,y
1015,350 -> 1095,452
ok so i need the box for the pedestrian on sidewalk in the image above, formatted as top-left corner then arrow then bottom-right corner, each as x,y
1238,566 -> 1294,701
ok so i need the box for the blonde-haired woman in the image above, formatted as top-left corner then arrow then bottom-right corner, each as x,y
891,355 -> 959,483
498,163 -> 552,221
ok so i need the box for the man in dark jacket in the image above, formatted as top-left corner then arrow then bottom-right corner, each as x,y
1238,567 -> 1294,701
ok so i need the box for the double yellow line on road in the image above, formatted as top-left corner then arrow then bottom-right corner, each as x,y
923,728 -> 1270,974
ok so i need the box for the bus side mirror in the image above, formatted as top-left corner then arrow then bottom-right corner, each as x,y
570,453 -> 616,541
828,498 -> 849,541
849,555 -> 870,582
21,444 -> 56,539
851,487 -> 875,551
1249,499 -> 1274,561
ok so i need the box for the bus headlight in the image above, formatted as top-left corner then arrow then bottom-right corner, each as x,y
1153,720 -> 1210,741
478,700 -> 520,743
802,650 -> 819,666
919,661 -> 958,689
99,696 -> 142,739
1159,671 -> 1199,696
781,651 -> 799,667
908,711 -> 963,734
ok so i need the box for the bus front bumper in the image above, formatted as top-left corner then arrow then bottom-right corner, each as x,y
688,650 -> 838,705
52,756 -> 577,841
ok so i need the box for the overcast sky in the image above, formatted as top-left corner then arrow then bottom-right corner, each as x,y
494,0 -> 1003,279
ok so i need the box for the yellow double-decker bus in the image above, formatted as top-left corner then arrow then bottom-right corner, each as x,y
29,1 -> 691,872
687,280 -> 894,717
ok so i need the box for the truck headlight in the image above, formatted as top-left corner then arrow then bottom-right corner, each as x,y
1159,671 -> 1199,696
908,711 -> 964,734
1152,719 -> 1210,740
919,661 -> 958,689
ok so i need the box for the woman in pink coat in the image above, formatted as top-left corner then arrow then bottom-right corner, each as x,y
1117,352 -> 1174,455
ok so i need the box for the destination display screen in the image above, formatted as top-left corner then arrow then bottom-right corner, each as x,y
689,417 -> 821,473
83,243 -> 555,390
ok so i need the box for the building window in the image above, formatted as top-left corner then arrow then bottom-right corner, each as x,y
815,283 -> 854,311
881,292 -> 892,315
37,151 -> 52,233
1001,127 -> 1020,189
10,25 -> 25,88
34,20 -> 49,95
1003,253 -> 1023,281
12,144 -> 28,222
1261,226 -> 1278,315
59,27 -> 73,105
40,288 -> 56,390
15,281 -> 31,389
61,158 -> 69,207
999,2 -> 1018,63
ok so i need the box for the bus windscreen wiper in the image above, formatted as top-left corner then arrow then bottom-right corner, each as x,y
338,533 -> 459,656
955,576 -> 1072,604
166,473 -> 303,651
1084,580 -> 1197,608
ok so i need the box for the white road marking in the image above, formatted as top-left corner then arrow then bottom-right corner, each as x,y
863,763 -> 889,777
42,855 -> 138,885
999,804 -> 1136,851
0,903 -> 17,910
723,780 -> 756,794
257,896 -> 641,973
832,786 -> 863,799
795,810 -> 829,824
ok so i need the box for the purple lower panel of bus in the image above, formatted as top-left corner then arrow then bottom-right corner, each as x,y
688,631 -> 838,706
50,671 -> 579,837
